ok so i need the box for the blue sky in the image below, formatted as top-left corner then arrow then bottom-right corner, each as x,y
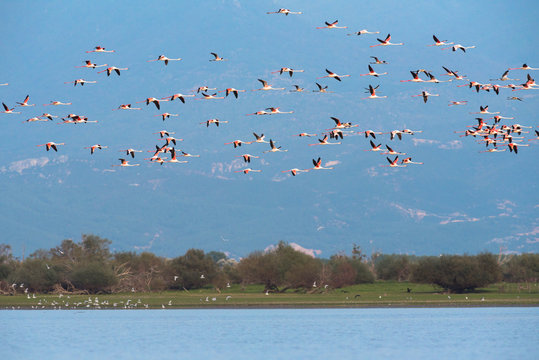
0,1 -> 537,258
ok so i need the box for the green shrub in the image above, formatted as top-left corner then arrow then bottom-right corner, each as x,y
69,262 -> 117,293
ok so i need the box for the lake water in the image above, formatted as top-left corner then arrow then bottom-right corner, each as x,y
1,307 -> 538,359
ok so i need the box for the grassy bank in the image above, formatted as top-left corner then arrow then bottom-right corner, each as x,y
1,281 -> 538,309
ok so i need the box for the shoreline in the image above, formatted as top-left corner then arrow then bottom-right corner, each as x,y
3,302 -> 539,310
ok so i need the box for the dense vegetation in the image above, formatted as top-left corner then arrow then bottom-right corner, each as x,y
0,236 -> 537,295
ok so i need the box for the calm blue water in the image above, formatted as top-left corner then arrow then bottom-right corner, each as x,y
1,307 -> 538,359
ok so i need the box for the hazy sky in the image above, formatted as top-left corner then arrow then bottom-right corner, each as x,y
0,1 -> 537,258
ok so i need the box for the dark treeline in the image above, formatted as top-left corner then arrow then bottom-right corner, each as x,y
0,235 -> 537,294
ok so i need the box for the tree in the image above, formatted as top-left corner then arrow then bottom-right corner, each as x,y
8,259 -> 60,292
375,254 -> 411,281
112,251 -> 169,292
503,254 -> 539,283
69,262 -> 117,293
0,244 -> 15,281
411,253 -> 501,293
170,249 -> 218,289
80,234 -> 112,263
328,254 -> 374,288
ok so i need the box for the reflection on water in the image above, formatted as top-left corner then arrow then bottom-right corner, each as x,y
1,308 -> 538,360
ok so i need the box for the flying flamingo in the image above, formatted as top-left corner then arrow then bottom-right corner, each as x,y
264,139 -> 288,153
253,79 -> 285,91
370,56 -> 388,65
120,149 -> 142,158
154,130 -> 175,138
424,72 -> 450,83
148,55 -> 182,65
267,8 -> 302,15
448,101 -> 468,106
511,124 -> 532,132
383,156 -> 406,168
160,136 -> 183,146
224,140 -> 252,148
316,20 -> 347,29
428,35 -> 453,46
363,85 -> 387,99
208,52 -> 226,62
311,157 -> 333,170
370,34 -> 403,47
146,145 -> 166,160
195,86 -> 217,93
364,140 -> 383,152
235,168 -> 261,174
1,103 -> 20,114
85,144 -> 107,154
0,83 -> 8,86
23,117 -> 49,123
44,101 -> 72,106
329,129 -> 344,140
508,64 -> 539,71
402,129 -> 422,135
86,46 -> 115,53
443,44 -> 475,52
471,105 -> 499,115
382,145 -> 406,155
198,92 -> 224,100
290,85 -> 305,92
251,132 -> 269,144
358,130 -> 384,139
266,107 -> 293,114
479,148 -> 506,153
180,151 -> 200,158
401,157 -> 423,165
76,60 -> 107,69
167,149 -> 188,164
360,65 -> 387,77
236,154 -> 259,163
390,130 -> 404,140
162,93 -> 195,103
294,132 -> 317,137
512,75 -> 539,90
149,156 -> 166,165
400,71 -> 425,83
155,113 -> 179,121
442,66 -> 467,80
348,29 -> 380,36
16,95 -> 35,107
412,91 -> 439,103
64,79 -> 97,86
503,142 -> 529,154
309,135 -> 341,146
246,109 -> 270,116
282,168 -> 310,176
218,88 -> 246,98
137,97 -> 168,110
313,83 -> 332,93
507,96 -> 523,101
113,159 -> 140,167
200,118 -> 228,127
272,67 -> 305,77
490,70 -> 519,81
318,69 -> 350,81
330,117 -> 356,129
115,104 -> 141,110
37,142 -> 65,152
489,115 -> 514,124
97,66 -> 128,76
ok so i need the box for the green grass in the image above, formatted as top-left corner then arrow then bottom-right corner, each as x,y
1,281 -> 538,309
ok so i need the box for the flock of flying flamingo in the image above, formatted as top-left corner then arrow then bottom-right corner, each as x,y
1,8 -> 537,178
